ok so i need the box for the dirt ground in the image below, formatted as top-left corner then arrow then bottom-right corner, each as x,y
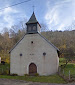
0,79 -> 75,85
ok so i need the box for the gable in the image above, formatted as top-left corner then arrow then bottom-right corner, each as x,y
9,33 -> 59,54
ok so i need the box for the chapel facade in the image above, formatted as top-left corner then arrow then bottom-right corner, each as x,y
10,12 -> 59,76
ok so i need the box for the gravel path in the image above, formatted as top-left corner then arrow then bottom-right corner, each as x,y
0,79 -> 75,85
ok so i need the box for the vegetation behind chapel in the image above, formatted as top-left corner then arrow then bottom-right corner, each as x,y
0,28 -> 75,63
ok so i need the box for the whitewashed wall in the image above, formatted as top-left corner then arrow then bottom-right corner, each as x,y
10,34 -> 59,76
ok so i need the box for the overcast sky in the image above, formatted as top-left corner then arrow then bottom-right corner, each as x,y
0,0 -> 75,32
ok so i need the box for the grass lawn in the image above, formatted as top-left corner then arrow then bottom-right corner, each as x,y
62,64 -> 75,77
0,63 -> 10,73
0,74 -> 66,83
59,58 -> 75,78
0,63 -> 10,69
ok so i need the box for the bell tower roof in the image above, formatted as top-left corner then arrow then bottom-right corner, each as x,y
26,12 -> 38,24
26,12 -> 41,34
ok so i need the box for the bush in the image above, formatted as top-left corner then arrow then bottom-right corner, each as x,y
1,70 -> 9,75
34,73 -> 39,76
10,73 -> 18,76
24,74 -> 29,76
0,72 -> 2,75
1,61 -> 5,65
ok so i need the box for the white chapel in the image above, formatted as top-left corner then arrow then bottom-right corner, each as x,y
9,12 -> 59,76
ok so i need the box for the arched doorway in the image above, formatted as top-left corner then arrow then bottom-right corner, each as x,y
29,63 -> 37,75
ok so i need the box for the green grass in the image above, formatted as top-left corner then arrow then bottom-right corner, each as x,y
0,63 -> 10,73
59,58 -> 75,78
0,63 -> 10,69
63,63 -> 75,77
0,74 -> 66,83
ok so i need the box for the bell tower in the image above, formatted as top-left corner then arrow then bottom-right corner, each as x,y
26,12 -> 41,34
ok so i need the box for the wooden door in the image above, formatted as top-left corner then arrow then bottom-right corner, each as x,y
29,63 -> 37,75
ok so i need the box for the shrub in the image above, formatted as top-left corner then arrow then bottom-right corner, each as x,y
24,74 -> 29,76
1,70 -> 9,75
1,61 -> 5,65
10,73 -> 18,76
5,70 -> 9,75
34,73 -> 39,76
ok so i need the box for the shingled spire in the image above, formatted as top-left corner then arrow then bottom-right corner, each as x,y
26,12 -> 41,34
26,12 -> 38,24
